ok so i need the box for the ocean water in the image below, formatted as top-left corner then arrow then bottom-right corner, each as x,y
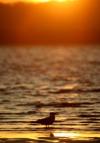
0,46 -> 100,139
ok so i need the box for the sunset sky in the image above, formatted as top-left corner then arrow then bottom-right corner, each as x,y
0,0 -> 35,3
1,0 -> 56,3
0,0 -> 78,3
0,0 -> 100,45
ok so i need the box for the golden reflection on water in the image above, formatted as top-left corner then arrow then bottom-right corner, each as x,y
0,132 -> 40,140
54,131 -> 78,138
0,130 -> 100,141
53,131 -> 100,140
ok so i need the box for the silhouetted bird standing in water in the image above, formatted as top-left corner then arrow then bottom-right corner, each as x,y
35,112 -> 56,128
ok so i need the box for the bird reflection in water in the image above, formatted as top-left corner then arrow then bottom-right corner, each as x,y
38,131 -> 80,143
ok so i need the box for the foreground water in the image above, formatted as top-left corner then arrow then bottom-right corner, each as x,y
0,46 -> 100,142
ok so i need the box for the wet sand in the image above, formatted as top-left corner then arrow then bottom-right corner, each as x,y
0,130 -> 100,143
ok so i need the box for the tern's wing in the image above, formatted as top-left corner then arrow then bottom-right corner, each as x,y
35,116 -> 51,124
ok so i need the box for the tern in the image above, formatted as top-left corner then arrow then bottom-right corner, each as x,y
35,112 -> 56,128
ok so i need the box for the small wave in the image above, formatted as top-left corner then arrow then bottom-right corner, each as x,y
0,99 -> 10,104
0,85 -> 8,91
79,114 -> 100,118
0,121 -> 30,123
0,111 -> 36,116
17,103 -> 34,107
89,61 -> 100,65
49,87 -> 100,94
10,84 -> 34,90
0,136 -> 100,143
35,102 -> 92,108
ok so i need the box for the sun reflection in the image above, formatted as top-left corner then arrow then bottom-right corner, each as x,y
0,131 -> 100,141
54,131 -> 100,140
54,131 -> 79,139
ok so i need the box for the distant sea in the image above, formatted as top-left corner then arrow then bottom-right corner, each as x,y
0,46 -> 100,143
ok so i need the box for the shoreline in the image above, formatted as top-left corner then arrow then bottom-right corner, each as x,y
0,130 -> 100,143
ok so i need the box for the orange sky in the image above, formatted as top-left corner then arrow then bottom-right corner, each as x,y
0,0 -> 100,45
0,0 -> 50,3
0,0 -> 31,3
0,0 -> 75,3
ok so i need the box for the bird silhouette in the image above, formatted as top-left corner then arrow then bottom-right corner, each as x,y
35,112 -> 56,128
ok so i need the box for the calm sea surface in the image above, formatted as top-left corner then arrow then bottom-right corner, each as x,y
0,46 -> 100,138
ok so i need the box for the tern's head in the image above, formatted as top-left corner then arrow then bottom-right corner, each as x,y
50,112 -> 57,117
